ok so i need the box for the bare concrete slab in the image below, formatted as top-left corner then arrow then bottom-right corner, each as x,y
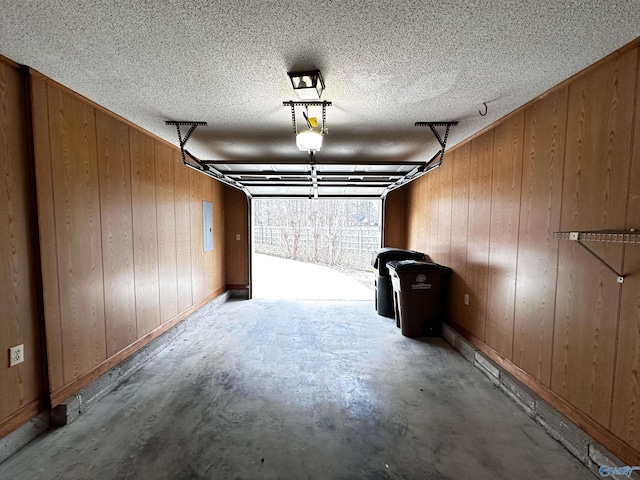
0,300 -> 592,479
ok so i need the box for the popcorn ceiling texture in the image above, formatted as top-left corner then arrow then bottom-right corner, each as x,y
1,1 -> 639,165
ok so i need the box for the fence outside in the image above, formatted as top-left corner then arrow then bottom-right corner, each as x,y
254,225 -> 380,253
254,225 -> 381,270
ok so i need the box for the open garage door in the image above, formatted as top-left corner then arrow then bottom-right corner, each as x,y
251,198 -> 381,300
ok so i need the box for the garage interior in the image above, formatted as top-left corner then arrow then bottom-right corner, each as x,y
1,2 -> 640,478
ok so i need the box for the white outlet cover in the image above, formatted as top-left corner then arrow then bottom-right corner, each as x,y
464,294 -> 470,306
9,345 -> 24,367
236,234 -> 241,241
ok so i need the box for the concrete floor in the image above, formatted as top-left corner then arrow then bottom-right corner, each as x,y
0,300 -> 592,479
252,253 -> 372,300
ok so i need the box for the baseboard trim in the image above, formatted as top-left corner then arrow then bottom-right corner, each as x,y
0,408 -> 49,464
442,322 -> 640,478
0,400 -> 46,440
50,288 -> 226,407
50,290 -> 230,424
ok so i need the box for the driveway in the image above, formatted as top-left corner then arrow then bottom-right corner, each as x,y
252,253 -> 374,300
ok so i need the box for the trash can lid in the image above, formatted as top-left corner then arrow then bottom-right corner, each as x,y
371,248 -> 425,268
386,260 -> 451,273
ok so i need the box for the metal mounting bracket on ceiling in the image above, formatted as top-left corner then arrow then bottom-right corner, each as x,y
383,121 -> 458,197
553,230 -> 640,283
165,120 -> 249,196
283,101 -> 332,134
414,121 -> 458,167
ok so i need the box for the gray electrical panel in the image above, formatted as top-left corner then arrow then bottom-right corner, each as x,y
203,201 -> 213,251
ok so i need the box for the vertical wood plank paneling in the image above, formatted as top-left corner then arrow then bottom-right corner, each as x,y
485,112 -> 524,359
224,186 -> 249,287
95,111 -> 137,356
412,175 -> 429,255
155,141 -> 178,323
0,62 -> 43,422
383,188 -> 407,248
465,131 -> 494,340
436,154 -> 453,266
514,88 -> 568,386
404,182 -> 418,248
190,169 -> 206,302
203,173 -> 215,294
27,71 -> 227,420
449,144 -> 471,327
552,50 -> 637,426
408,179 -> 422,251
30,75 -> 64,392
611,49 -> 640,450
48,85 -> 107,382
211,179 -> 225,290
174,152 -> 193,311
415,173 -> 431,255
130,128 -> 160,337
426,166 -> 440,261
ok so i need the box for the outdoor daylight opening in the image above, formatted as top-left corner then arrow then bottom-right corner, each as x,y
251,198 -> 382,300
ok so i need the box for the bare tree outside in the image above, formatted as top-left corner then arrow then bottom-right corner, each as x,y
253,199 -> 381,287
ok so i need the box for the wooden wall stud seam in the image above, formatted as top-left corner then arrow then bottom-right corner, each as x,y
45,83 -> 68,388
92,108 -> 109,367
548,82 -> 571,393
607,45 -> 640,431
510,115 -> 527,361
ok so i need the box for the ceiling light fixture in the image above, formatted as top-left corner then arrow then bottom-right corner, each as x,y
288,70 -> 325,100
284,69 -> 331,161
296,129 -> 323,152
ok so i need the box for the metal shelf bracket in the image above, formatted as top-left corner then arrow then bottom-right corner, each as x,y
553,230 -> 639,284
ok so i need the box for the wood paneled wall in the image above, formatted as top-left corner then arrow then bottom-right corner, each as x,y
403,43 -> 640,463
224,186 -> 249,290
174,150 -> 193,312
448,144 -> 471,330
612,81 -> 640,452
156,143 -> 179,324
485,113 -> 523,358
552,49 -> 636,427
513,87 -> 567,387
0,59 -> 45,437
384,188 -> 407,249
30,72 -> 226,407
95,111 -> 137,357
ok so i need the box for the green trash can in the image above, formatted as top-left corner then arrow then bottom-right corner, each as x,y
371,248 -> 426,318
387,260 -> 451,337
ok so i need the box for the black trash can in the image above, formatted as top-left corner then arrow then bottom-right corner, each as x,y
371,248 -> 426,318
387,260 -> 451,338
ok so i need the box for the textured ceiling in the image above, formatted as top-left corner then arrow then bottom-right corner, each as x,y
1,1 -> 639,196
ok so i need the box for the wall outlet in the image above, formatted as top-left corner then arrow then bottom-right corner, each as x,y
464,294 -> 470,306
236,234 -> 241,241
9,345 -> 24,367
